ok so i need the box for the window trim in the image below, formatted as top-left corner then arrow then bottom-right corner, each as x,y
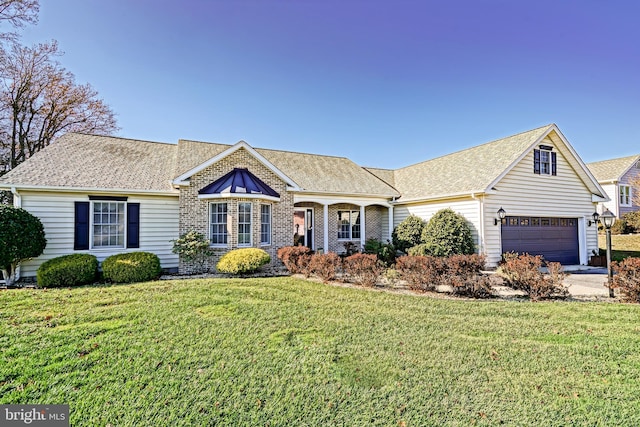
534,148 -> 557,176
238,202 -> 252,247
620,184 -> 632,207
89,200 -> 127,250
209,202 -> 229,247
337,210 -> 361,241
260,204 -> 272,246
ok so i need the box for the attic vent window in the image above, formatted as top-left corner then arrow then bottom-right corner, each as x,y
533,148 -> 557,176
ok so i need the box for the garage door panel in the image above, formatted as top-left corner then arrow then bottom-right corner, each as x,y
501,217 -> 579,264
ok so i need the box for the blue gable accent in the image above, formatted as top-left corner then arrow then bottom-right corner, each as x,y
199,168 -> 280,198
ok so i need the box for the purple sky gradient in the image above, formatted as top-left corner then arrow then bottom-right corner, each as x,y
20,0 -> 640,168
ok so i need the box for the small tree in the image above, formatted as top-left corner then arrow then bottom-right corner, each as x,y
0,205 -> 46,286
421,208 -> 475,257
392,215 -> 425,253
171,231 -> 214,273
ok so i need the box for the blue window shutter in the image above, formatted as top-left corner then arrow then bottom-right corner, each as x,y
533,149 -> 541,174
74,202 -> 90,250
551,152 -> 557,176
127,203 -> 140,248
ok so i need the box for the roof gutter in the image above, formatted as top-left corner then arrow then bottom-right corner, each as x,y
0,184 -> 179,197
393,190 -> 489,205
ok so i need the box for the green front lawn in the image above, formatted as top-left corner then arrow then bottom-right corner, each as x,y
598,233 -> 640,260
2,278 -> 640,426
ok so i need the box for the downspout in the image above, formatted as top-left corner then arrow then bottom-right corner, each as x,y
11,186 -> 21,208
471,193 -> 485,255
11,187 -> 21,282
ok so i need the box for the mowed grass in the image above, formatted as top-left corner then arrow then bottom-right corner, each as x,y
2,278 -> 640,426
599,233 -> 640,260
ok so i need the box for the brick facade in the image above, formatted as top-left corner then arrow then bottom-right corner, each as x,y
178,148 -> 294,273
177,147 -> 390,273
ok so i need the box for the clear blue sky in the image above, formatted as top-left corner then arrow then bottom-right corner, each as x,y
20,0 -> 640,168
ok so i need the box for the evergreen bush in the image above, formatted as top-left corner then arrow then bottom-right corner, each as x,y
102,252 -> 162,283
392,215 -> 425,253
421,208 -> 475,257
37,254 -> 98,288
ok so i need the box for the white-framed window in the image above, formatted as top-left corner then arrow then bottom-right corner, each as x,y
534,148 -> 556,176
91,201 -> 125,248
337,210 -> 360,240
238,202 -> 252,246
260,204 -> 271,246
620,185 -> 632,206
210,202 -> 228,246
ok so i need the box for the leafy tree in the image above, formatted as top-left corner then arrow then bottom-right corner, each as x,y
0,204 -> 46,286
392,215 -> 425,253
420,208 -> 475,257
0,1 -> 118,204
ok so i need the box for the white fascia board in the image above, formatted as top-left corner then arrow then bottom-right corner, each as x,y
0,184 -> 179,197
392,190 -> 486,206
172,140 -> 301,190
592,194 -> 609,203
293,193 -> 393,207
198,193 -> 281,202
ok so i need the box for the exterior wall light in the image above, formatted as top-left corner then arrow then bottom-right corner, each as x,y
588,211 -> 600,226
495,207 -> 506,226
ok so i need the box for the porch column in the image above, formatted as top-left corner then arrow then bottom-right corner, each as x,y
388,206 -> 394,242
360,205 -> 366,248
323,204 -> 329,253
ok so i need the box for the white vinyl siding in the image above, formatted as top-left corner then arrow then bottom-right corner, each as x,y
394,198 -> 481,252
18,191 -> 179,277
483,137 -> 597,266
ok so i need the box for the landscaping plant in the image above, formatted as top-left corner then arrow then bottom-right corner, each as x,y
102,252 -> 162,283
498,253 -> 568,301
308,252 -> 341,283
611,257 -> 640,302
392,215 -> 425,253
36,254 -> 98,288
216,248 -> 271,274
343,253 -> 384,287
277,246 -> 312,274
420,208 -> 475,256
172,231 -> 215,273
0,205 -> 47,287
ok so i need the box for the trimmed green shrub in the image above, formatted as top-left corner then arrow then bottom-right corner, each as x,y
611,257 -> 640,302
421,208 -> 475,257
0,205 -> 47,287
102,252 -> 162,283
37,254 -> 98,288
392,215 -> 426,253
497,253 -> 567,301
217,248 -> 270,274
407,243 -> 430,256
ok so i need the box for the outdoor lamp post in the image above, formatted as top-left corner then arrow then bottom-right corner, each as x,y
599,209 -> 616,298
495,207 -> 506,225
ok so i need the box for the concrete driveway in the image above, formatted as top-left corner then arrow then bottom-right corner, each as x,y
561,266 -> 611,297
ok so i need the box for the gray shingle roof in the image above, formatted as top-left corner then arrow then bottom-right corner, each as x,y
586,155 -> 640,182
392,125 -> 554,201
0,133 -> 178,192
176,139 -> 400,197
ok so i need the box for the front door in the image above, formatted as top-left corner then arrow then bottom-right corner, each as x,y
293,208 -> 313,249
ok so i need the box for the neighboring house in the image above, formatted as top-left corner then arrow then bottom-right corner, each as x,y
586,154 -> 640,218
0,123 -> 608,279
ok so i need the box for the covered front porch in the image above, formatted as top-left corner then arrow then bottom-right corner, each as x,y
291,194 -> 394,254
